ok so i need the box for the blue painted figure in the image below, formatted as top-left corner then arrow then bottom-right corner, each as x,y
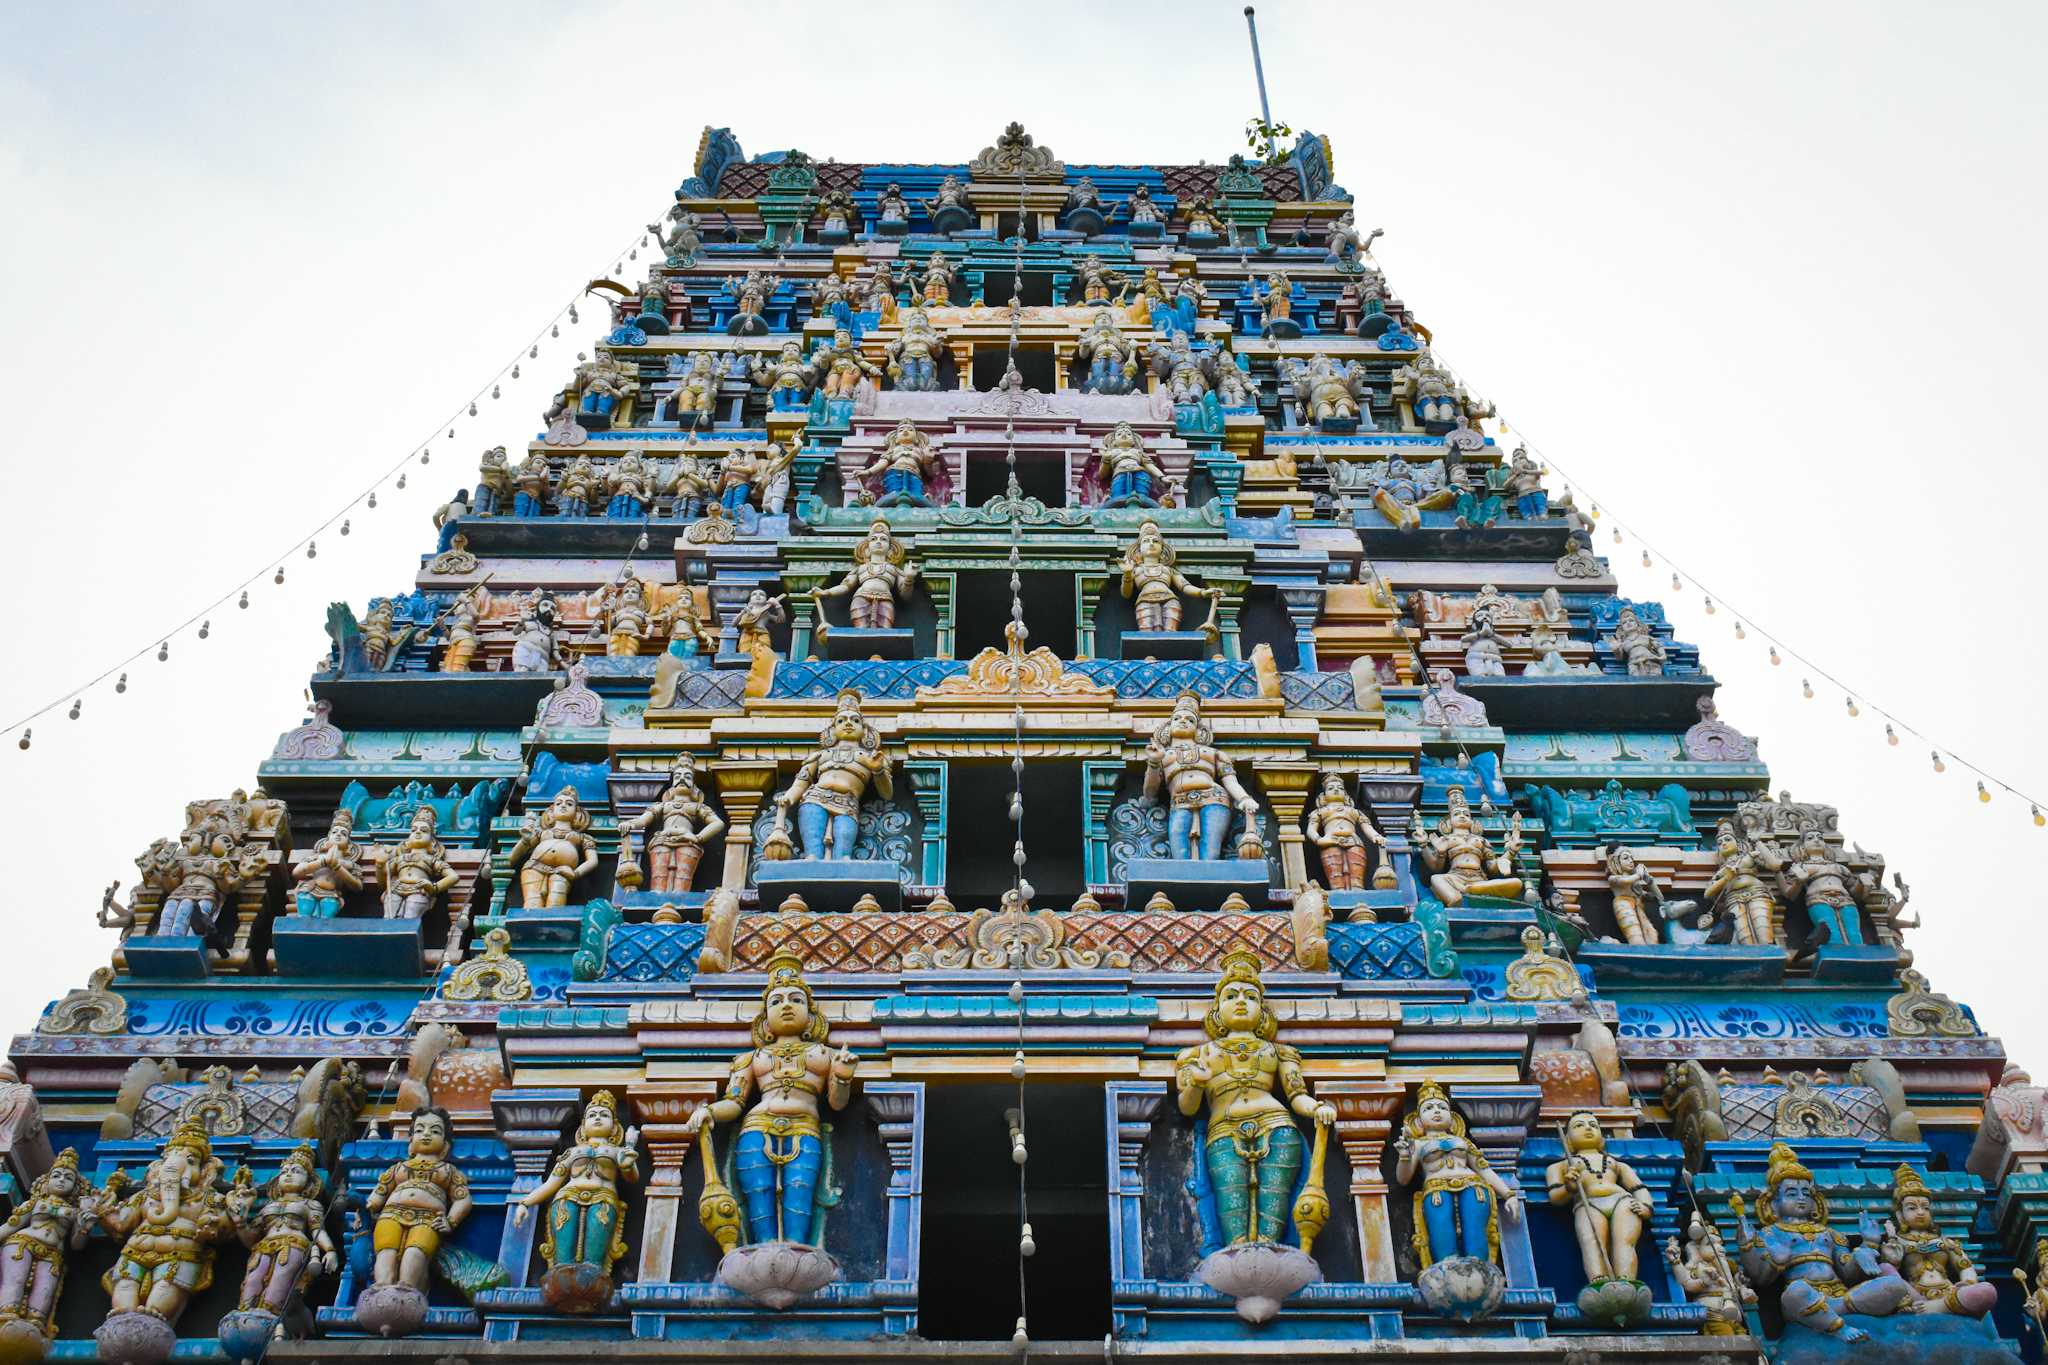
1738,1143 -> 1910,1342
1780,831 -> 1872,947
686,955 -> 856,1247
1143,693 -> 1261,861
1505,448 -> 1548,519
772,690 -> 893,861
604,449 -> 653,520
855,421 -> 939,508
513,450 -> 550,518
1394,1081 -> 1522,1268
475,445 -> 512,516
1450,467 -> 1503,529
1096,422 -> 1167,509
556,456 -> 598,519
289,811 -> 363,919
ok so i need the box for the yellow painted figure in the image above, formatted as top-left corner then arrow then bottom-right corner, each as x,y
97,1119 -> 234,1325
364,1108 -> 472,1294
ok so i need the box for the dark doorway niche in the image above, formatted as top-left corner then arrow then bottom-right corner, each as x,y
955,569 -> 1077,662
945,758 -> 1085,908
918,1082 -> 1111,1342
973,346 -> 1055,392
963,447 -> 1068,509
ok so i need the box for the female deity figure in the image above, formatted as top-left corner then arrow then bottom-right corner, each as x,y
854,421 -> 941,507
379,808 -> 459,920
509,589 -> 559,673
1075,309 -> 1138,394
1095,422 -> 1170,508
750,340 -> 815,412
290,810 -> 364,918
1664,1212 -> 1749,1334
684,955 -> 858,1248
1142,692 -> 1261,863
98,1119 -> 235,1337
439,584 -> 486,673
1303,774 -> 1389,891
1879,1164 -> 1996,1317
733,590 -> 788,658
1607,607 -> 1667,676
506,788 -> 600,910
1600,844 -> 1668,946
666,353 -> 718,430
1176,951 -> 1334,1246
513,1092 -> 640,1310
0,1149 -> 97,1346
605,449 -> 654,519
1458,606 -> 1509,677
1395,1082 -> 1522,1268
587,573 -> 656,657
557,455 -> 600,518
1544,1112 -> 1653,1285
772,691 -> 892,862
1120,519 -> 1220,633
814,521 -> 917,631
885,307 -> 946,392
1416,788 -> 1524,906
514,450 -> 552,516
361,1108 -> 472,1315
1736,1143 -> 1910,1342
233,1145 -> 338,1322
1702,819 -> 1781,946
1779,830 -> 1875,949
619,756 -> 726,896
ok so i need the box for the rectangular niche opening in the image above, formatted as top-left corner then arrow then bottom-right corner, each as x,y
945,757 -> 1085,908
973,345 -> 1055,392
963,447 -> 1068,509
918,1082 -> 1110,1342
954,571 -> 1077,667
1003,266 -> 1054,304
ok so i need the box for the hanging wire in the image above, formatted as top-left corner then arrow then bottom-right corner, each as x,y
0,223 -> 646,745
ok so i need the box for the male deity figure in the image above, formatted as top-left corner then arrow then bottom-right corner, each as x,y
1505,447 -> 1548,518
772,691 -> 893,862
363,1108 -> 472,1300
1737,1142 -> 1910,1342
854,421 -> 941,507
1120,519 -> 1219,632
685,955 -> 858,1247
1303,774 -> 1390,891
619,755 -> 726,896
1664,1212 -> 1750,1335
1416,788 -> 1524,905
379,807 -> 459,920
1879,1164 -> 1997,1317
885,307 -> 947,392
1095,423 -> 1171,509
1779,830 -> 1877,949
97,1119 -> 236,1334
290,810 -> 364,918
1142,692 -> 1261,862
475,445 -> 513,516
813,520 -> 917,631
504,788 -> 600,909
1544,1112 -> 1653,1285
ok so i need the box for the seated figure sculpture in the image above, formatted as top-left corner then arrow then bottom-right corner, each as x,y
1737,1143 -> 1910,1343
750,341 -> 815,412
1416,788 -> 1524,905
885,307 -> 946,392
1075,308 -> 1138,394
665,352 -> 719,430
772,691 -> 892,862
1142,692 -> 1261,862
1880,1164 -> 1996,1318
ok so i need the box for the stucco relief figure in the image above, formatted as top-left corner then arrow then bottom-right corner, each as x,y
290,811 -> 364,918
1416,788 -> 1523,906
770,691 -> 892,863
504,788 -> 600,910
618,755 -> 725,896
813,521 -> 917,632
1304,774 -> 1391,891
512,1092 -> 641,1312
1142,692 -> 1261,862
1120,519 -> 1220,634
0,1149 -> 97,1353
1737,1143 -> 1909,1342
853,421 -> 942,508
379,808 -> 459,920
355,1107 -> 472,1337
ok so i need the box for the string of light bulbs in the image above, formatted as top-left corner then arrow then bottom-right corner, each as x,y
6,222 -> 654,752
1406,337 -> 2048,827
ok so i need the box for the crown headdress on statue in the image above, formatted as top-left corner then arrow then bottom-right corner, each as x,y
164,1117 -> 214,1162
587,1089 -> 619,1113
1892,1163 -> 1931,1204
1404,1079 -> 1469,1139
1217,948 -> 1264,992
1758,1141 -> 1827,1223
1202,946 -> 1275,1040
755,953 -> 828,1046
49,1148 -> 79,1176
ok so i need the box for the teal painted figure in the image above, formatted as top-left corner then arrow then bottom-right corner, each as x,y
1176,950 -> 1335,1248
513,1091 -> 640,1311
290,810 -> 363,918
686,955 -> 856,1247
1737,1143 -> 1909,1341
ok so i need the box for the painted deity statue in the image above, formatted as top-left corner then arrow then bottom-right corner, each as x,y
1151,330 -> 1211,404
513,1091 -> 641,1309
1120,519 -> 1220,633
1600,843 -> 1685,946
1608,607 -> 1667,676
605,449 -> 654,519
685,956 -> 857,1247
1176,951 -> 1333,1245
505,788 -> 600,910
923,176 -> 972,226
1076,309 -> 1139,395
97,1119 -> 235,1332
1096,422 -> 1170,509
671,443 -> 713,520
715,444 -> 764,516
1181,194 -> 1225,239
1459,606 -> 1509,677
886,306 -> 946,392
439,584 -> 485,673
1664,1211 -> 1749,1335
557,454 -> 600,517
734,589 -> 788,658
1142,692 -> 1262,862
1129,268 -> 1170,328
475,445 -> 513,516
510,589 -> 559,673
814,328 -> 881,404
649,204 -> 702,265
772,691 -> 892,862
1395,1082 -> 1522,1268
759,433 -> 798,516
0,1149 -> 98,1346
1779,830 -> 1876,949
1736,1142 -> 1910,1342
721,270 -> 779,334
815,189 -> 856,239
862,262 -> 901,323
1303,774 -> 1390,891
619,755 -> 726,896
814,520 -> 917,631
1256,270 -> 1295,329
750,340 -> 815,412
362,1108 -> 472,1302
135,819 -> 262,939
915,250 -> 957,307
1879,1164 -> 1996,1317
1212,351 -> 1260,408
874,182 -> 909,230
513,450 -> 552,516
1124,184 -> 1162,227
587,573 -> 657,657
1506,447 -> 1548,518
1703,818 -> 1782,946
360,600 -> 395,670
1286,354 -> 1369,426
1069,255 -> 1129,307
1416,788 -> 1524,906
290,810 -> 364,918
1544,1112 -> 1652,1285
379,807 -> 458,920
233,1144 -> 338,1321
855,421 -> 941,507
552,353 -> 635,429
667,352 -> 719,430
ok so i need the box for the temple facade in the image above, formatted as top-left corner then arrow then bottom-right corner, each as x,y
6,123 -> 2040,1365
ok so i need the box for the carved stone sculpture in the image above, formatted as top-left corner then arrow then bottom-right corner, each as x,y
355,1108 -> 472,1337
769,692 -> 892,862
513,1091 -> 640,1312
1302,774 -> 1392,891
1735,1143 -> 1909,1343
95,1119 -> 235,1365
1142,693 -> 1261,862
812,520 -> 916,633
1396,1082 -> 1521,1319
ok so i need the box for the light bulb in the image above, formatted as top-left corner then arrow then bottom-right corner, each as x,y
368,491 -> 378,509
1590,503 -> 1601,519
1886,724 -> 1898,745
239,590 -> 250,609
1011,1319 -> 1029,1351
551,324 -> 559,338
157,642 -> 169,662
1845,697 -> 1859,717
1801,679 -> 1812,699
1670,572 -> 1682,591
2033,804 -> 2044,827
1932,751 -> 1946,773
1977,781 -> 1991,803
1019,1223 -> 1036,1257
512,363 -> 520,379
421,449 -> 431,464
1768,646 -> 1780,665
1703,597 -> 1715,614
198,620 -> 211,640
636,532 -> 650,552
1641,550 -> 1652,569
1008,980 -> 1024,1004
1011,1136 -> 1028,1166
275,568 -> 285,584
1010,1050 -> 1027,1080
1612,527 -> 1622,543
569,305 -> 579,324
530,344 -> 539,358
67,700 -> 80,720
398,473 -> 407,490
15,731 -> 27,751
306,540 -> 317,559
447,427 -> 455,439
340,519 -> 351,536
116,673 -> 127,693
467,402 -> 478,417
1734,621 -> 1746,639
491,384 -> 501,400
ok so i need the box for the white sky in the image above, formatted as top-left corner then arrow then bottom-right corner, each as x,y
1,2 -> 2043,1063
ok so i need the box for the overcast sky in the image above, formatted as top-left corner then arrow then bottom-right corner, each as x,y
2,1 -> 2043,1065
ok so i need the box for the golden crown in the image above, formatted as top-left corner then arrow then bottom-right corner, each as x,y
765,953 -> 808,993
164,1117 -> 213,1161
48,1148 -> 79,1175
1216,948 -> 1264,993
1765,1142 -> 1812,1188
1892,1163 -> 1931,1203
587,1089 -> 619,1114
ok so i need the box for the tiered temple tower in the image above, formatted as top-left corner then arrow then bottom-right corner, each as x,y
7,123 -> 2041,1365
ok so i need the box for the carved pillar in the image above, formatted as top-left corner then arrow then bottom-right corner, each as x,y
627,1086 -> 716,1285
1318,1080 -> 1406,1281
1361,776 -> 1424,904
490,1088 -> 582,1288
949,340 -> 974,390
1252,762 -> 1317,890
866,1083 -> 925,1335
784,572 -> 826,661
792,448 -> 832,509
901,761 -> 948,887
1279,585 -> 1326,673
710,763 -> 778,890
1082,761 -> 1124,886
1075,572 -> 1109,660
924,571 -> 955,660
1206,574 -> 1248,661
1105,1082 -> 1167,1288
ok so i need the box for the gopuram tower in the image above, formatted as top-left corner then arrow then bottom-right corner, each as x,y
5,122 -> 2038,1365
